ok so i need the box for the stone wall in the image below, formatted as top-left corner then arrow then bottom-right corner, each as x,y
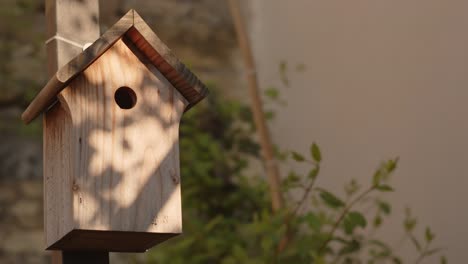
0,180 -> 45,263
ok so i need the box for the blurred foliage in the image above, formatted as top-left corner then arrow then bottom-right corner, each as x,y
0,0 -> 45,137
147,64 -> 447,263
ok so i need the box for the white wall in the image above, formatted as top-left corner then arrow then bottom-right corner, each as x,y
249,0 -> 468,262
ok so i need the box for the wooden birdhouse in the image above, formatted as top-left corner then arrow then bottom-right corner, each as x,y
21,10 -> 208,252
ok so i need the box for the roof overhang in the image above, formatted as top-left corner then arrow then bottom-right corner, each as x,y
22,9 -> 208,124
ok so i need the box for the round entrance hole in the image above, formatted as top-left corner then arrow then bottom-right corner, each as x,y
114,87 -> 137,109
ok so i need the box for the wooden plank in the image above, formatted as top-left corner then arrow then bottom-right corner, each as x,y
45,0 -> 100,74
44,1 -> 105,263
44,102 -> 74,254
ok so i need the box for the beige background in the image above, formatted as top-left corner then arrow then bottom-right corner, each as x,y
249,0 -> 468,262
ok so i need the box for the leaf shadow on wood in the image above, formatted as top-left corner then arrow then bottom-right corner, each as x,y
46,36 -> 188,252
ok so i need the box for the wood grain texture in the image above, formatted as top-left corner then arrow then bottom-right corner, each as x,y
46,0 -> 100,44
23,9 -> 208,124
44,102 -> 74,249
45,0 -> 103,261
44,39 -> 187,252
131,11 -> 209,109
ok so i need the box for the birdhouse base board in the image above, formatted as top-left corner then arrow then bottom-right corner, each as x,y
46,229 -> 178,252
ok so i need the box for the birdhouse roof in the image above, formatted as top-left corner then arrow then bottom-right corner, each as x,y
22,9 -> 208,124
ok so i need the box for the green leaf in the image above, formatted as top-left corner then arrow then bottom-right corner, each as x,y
264,87 -> 280,100
405,219 -> 417,232
378,201 -> 391,215
373,170 -> 382,186
232,244 -> 248,260
343,219 -> 353,235
286,171 -> 300,182
350,211 -> 367,227
273,145 -> 288,161
344,179 -> 360,196
205,215 -> 223,231
404,207 -> 417,232
279,61 -> 290,87
338,239 -> 361,255
319,190 -> 345,209
308,166 -> 320,180
386,158 -> 399,172
392,257 -> 403,264
291,151 -> 305,162
279,61 -> 287,74
440,256 -> 447,264
373,215 -> 382,228
375,185 -> 394,192
310,143 -> 322,162
260,235 -> 274,252
343,211 -> 367,234
282,171 -> 302,190
312,254 -> 326,264
304,212 -> 322,231
425,227 -> 435,243
264,110 -> 275,120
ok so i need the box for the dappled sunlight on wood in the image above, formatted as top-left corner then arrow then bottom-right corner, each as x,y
66,39 -> 187,233
87,117 -> 178,210
43,37 -> 190,251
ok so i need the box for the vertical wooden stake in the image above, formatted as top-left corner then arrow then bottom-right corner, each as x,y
44,0 -> 107,263
45,0 -> 100,74
227,0 -> 284,212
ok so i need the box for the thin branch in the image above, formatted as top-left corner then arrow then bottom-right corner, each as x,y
415,247 -> 445,264
277,166 -> 319,253
292,168 -> 319,216
414,242 -> 430,264
318,185 -> 377,253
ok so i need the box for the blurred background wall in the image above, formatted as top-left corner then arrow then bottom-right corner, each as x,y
249,0 -> 467,262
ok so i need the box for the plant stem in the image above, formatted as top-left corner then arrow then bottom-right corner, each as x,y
227,0 -> 284,213
277,169 -> 319,252
292,168 -> 319,216
414,243 -> 429,264
318,185 -> 376,253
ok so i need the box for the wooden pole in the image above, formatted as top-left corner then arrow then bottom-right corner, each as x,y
44,0 -> 107,263
227,0 -> 284,212
45,0 -> 100,74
